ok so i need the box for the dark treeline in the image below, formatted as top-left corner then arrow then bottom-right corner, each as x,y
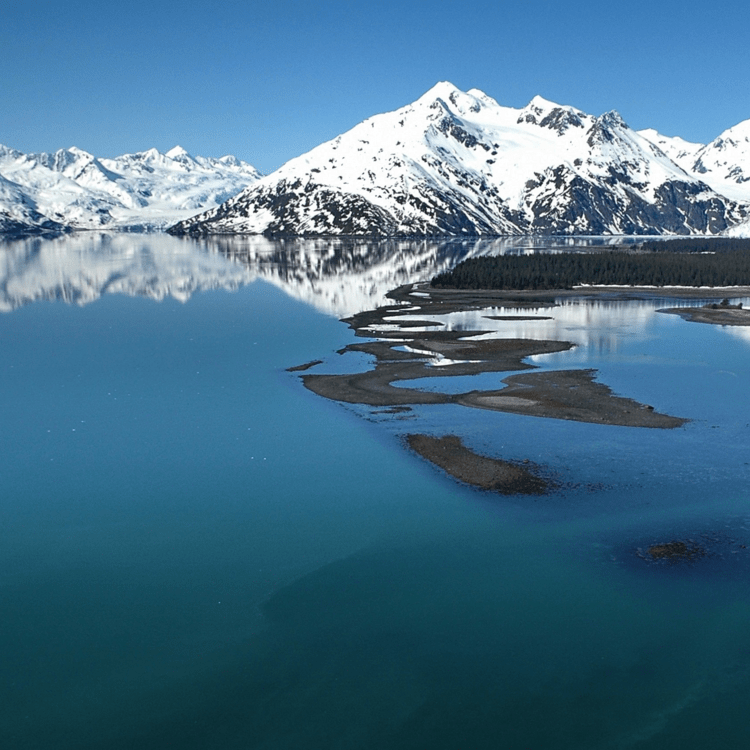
638,237 -> 750,254
432,242 -> 750,290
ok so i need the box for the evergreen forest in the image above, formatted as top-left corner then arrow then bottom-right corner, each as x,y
431,239 -> 750,290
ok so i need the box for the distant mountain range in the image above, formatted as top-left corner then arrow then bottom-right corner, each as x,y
5,83 -> 750,238
0,145 -> 260,236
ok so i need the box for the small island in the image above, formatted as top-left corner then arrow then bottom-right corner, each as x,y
645,541 -> 706,562
406,434 -> 555,495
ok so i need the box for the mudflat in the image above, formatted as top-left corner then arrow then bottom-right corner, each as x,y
659,306 -> 750,326
291,282 -> 701,493
303,336 -> 574,408
457,369 -> 684,428
298,283 -> 688,429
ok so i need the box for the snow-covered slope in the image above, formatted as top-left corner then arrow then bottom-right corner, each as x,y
688,120 -> 750,203
0,144 -> 261,234
636,129 -> 703,172
170,83 -> 746,237
640,121 -> 750,205
724,215 -> 750,237
0,172 -> 68,236
640,121 -> 750,238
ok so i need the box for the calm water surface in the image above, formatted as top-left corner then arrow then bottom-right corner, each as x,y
2,234 -> 750,749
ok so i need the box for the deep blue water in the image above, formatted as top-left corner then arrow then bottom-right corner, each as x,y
2,235 -> 750,749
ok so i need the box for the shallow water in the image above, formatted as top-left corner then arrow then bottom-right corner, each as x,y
2,234 -> 750,749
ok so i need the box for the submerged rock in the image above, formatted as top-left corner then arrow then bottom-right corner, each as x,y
644,541 -> 707,562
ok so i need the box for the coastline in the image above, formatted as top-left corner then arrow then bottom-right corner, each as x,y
658,306 -> 750,326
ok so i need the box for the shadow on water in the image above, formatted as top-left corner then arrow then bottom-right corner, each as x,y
16,537 -> 750,750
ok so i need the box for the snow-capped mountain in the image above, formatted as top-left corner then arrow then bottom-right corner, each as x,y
170,82 -> 746,237
0,144 -> 261,235
687,121 -> 750,203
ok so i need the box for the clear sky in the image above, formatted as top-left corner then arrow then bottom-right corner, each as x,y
3,0 -> 749,174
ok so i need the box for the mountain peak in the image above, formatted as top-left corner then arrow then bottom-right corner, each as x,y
712,118 -> 750,146
166,145 -> 192,160
418,81 -> 463,102
517,96 -> 586,134
526,94 -> 561,110
66,146 -> 94,158
598,110 -> 627,129
414,82 -> 489,117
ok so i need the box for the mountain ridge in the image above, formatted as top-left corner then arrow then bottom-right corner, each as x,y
5,83 -> 750,238
170,83 -> 749,237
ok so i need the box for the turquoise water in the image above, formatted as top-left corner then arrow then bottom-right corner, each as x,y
2,235 -> 750,749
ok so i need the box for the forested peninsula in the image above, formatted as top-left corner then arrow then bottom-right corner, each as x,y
431,239 -> 750,290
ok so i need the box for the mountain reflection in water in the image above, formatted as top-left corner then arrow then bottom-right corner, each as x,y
0,233 -> 641,316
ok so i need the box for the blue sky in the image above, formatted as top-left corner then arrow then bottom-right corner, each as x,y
3,0 -> 749,174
